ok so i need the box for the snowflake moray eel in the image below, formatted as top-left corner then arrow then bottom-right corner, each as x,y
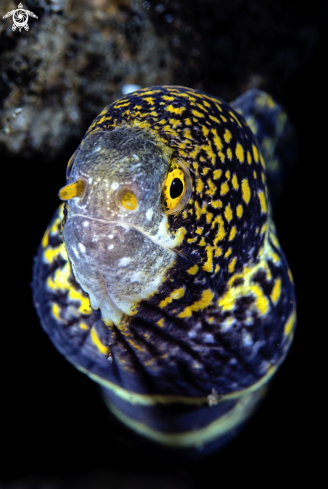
33,86 -> 296,455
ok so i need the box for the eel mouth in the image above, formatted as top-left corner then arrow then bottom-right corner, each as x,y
69,213 -> 195,264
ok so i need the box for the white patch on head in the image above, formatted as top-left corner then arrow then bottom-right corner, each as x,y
119,222 -> 131,231
151,215 -> 176,247
129,271 -> 143,283
155,216 -> 167,240
78,243 -> 86,253
107,244 -> 114,251
83,221 -> 89,227
71,246 -> 79,258
118,257 -> 131,267
146,208 -> 153,221
111,181 -> 119,190
88,177 -> 93,184
148,217 -> 186,248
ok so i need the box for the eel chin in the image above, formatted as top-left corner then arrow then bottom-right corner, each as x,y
62,214 -> 176,323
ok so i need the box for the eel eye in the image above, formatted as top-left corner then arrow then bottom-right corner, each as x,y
163,160 -> 192,214
170,178 -> 184,199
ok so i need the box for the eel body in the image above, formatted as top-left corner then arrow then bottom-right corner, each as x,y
33,86 -> 296,455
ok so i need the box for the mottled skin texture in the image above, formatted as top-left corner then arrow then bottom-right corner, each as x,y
33,86 -> 296,452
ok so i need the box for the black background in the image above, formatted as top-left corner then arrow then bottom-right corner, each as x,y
1,0 -> 326,486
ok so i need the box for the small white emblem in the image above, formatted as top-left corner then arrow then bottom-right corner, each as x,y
3,3 -> 38,32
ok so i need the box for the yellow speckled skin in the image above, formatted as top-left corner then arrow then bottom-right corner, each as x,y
33,86 -> 296,454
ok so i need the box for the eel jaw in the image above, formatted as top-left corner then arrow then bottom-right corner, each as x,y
62,213 -> 180,323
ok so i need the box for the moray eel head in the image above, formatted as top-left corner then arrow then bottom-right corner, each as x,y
59,126 -> 189,323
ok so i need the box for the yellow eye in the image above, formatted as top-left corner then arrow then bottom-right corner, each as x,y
163,161 -> 192,214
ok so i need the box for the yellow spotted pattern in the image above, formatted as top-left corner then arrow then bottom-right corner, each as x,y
35,87 -> 296,445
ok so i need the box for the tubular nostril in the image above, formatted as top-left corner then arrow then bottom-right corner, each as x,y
115,186 -> 138,212
122,192 -> 138,210
58,179 -> 87,201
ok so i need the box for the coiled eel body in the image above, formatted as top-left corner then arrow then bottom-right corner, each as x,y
33,86 -> 296,455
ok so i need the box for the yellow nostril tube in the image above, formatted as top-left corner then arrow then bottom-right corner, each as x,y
121,191 -> 138,211
58,180 -> 86,201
